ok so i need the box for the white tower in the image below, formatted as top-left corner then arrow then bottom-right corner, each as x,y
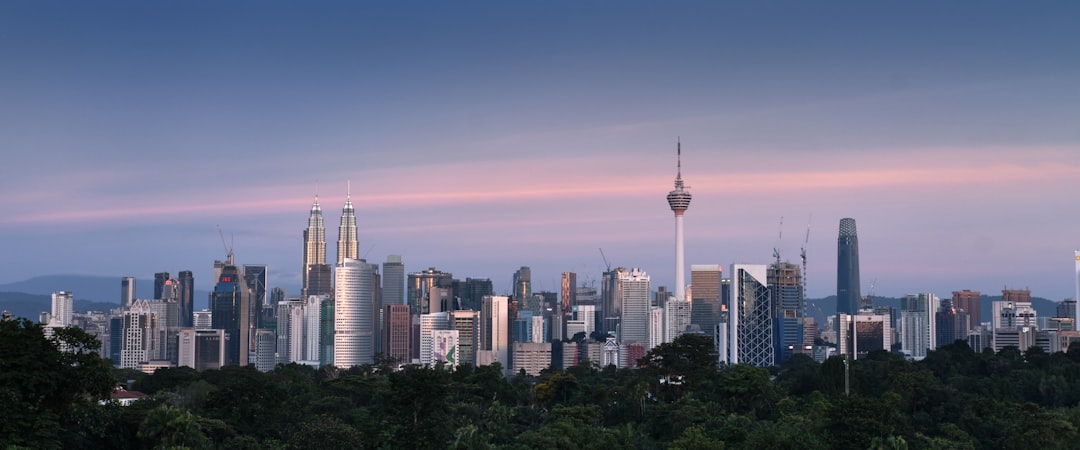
666,140 -> 692,301
1075,250 -> 1080,320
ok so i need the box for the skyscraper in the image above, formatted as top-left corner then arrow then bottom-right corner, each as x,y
407,268 -> 453,315
690,265 -> 722,342
337,183 -> 359,265
244,265 -> 268,331
836,218 -> 861,316
121,277 -> 136,309
383,304 -> 412,365
210,264 -> 249,366
154,272 -> 170,300
617,268 -> 651,346
601,267 -> 628,337
382,255 -> 406,306
560,272 -> 577,312
666,140 -> 692,302
178,271 -> 194,328
952,290 -> 981,330
1075,250 -> 1080,320
768,261 -> 803,364
513,266 -> 533,313
479,295 -> 509,370
51,291 -> 73,326
730,264 -> 772,367
334,258 -> 376,368
302,194 -> 326,298
900,293 -> 938,360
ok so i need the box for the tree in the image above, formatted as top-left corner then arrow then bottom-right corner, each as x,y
0,319 -> 115,449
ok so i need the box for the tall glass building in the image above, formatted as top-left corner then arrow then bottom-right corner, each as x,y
768,262 -> 803,364
836,218 -> 861,315
730,264 -> 772,367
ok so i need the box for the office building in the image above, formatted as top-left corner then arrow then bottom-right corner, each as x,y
666,140 -> 692,302
210,263 -> 250,366
334,259 -> 377,368
617,268 -> 651,346
952,290 -> 981,330
838,312 -> 892,360
193,310 -> 212,329
382,255 -> 406,306
177,328 -> 225,371
479,295 -> 509,370
307,264 -> 333,298
120,300 -> 159,369
992,298 -> 1037,352
690,264 -> 722,343
730,264 -> 772,367
899,293 -> 938,360
337,184 -> 359,265
457,277 -> 494,312
601,267 -> 628,337
449,309 -> 479,367
514,266 -> 534,313
408,268 -> 453,315
431,329 -> 459,368
302,194 -> 326,298
384,304 -> 412,365
254,329 -> 276,372
665,299 -> 692,344
648,307 -> 665,350
836,218 -> 861,316
121,277 -> 136,309
936,298 -> 970,347
276,298 -> 305,363
561,272 -> 577,311
768,261 -> 804,364
512,342 -> 552,376
178,271 -> 194,328
154,272 -> 170,300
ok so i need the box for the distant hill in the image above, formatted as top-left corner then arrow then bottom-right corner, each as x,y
806,294 -> 1061,325
0,274 -> 209,309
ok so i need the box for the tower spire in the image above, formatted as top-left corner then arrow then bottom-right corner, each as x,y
666,139 -> 692,301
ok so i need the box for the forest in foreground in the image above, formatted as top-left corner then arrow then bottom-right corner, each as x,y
4,317 -> 1080,450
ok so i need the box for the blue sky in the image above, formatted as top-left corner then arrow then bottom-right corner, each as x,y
2,2 -> 1079,301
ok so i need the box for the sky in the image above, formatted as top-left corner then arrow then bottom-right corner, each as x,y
2,1 -> 1079,302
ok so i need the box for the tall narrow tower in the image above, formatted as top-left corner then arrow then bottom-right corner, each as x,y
666,140 -> 692,302
302,194 -> 326,298
1074,250 -> 1080,321
836,218 -> 861,316
338,182 -> 359,265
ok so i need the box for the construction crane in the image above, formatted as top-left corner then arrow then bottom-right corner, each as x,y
217,224 -> 234,265
801,216 -> 811,324
773,216 -> 784,266
599,248 -> 612,272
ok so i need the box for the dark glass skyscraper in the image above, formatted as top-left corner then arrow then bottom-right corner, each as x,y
836,218 -> 861,316
154,272 -> 171,300
178,271 -> 194,328
210,265 -> 248,366
769,261 -> 804,364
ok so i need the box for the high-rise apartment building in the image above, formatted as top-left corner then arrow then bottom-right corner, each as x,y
836,218 -> 861,316
121,277 -> 136,309
120,300 -> 159,369
768,262 -> 803,364
334,259 -> 376,368
302,195 -> 326,298
665,299 -> 692,344
51,291 -> 73,326
666,140 -> 692,302
617,268 -> 651,346
730,264 -> 772,367
337,185 -> 358,265
900,293 -> 938,360
952,290 -> 981,330
382,255 -> 406,306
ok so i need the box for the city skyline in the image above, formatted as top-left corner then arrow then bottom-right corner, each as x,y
2,3 -> 1079,300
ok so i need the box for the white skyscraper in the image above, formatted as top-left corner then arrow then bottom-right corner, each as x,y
648,307 -> 665,350
334,258 -> 376,368
618,268 -> 651,346
51,291 -> 73,326
303,294 -> 324,364
899,293 -> 938,360
665,298 -> 692,344
1074,250 -> 1080,320
420,312 -> 450,367
666,140 -> 692,302
479,295 -> 509,370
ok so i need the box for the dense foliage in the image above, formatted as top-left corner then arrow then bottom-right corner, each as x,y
7,327 -> 1080,449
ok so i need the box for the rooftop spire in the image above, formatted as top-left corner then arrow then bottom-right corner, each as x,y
677,137 -> 682,180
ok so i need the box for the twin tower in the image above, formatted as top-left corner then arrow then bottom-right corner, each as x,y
302,184 -> 358,297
